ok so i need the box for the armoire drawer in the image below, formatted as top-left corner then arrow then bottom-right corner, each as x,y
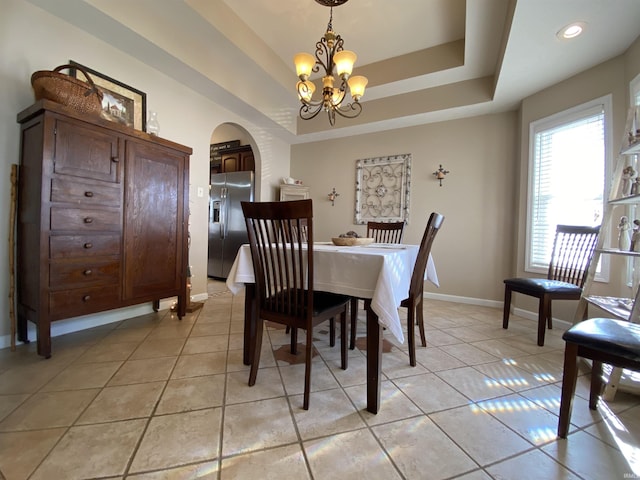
50,260 -> 120,288
49,286 -> 120,320
50,234 -> 121,259
51,177 -> 121,206
50,207 -> 120,231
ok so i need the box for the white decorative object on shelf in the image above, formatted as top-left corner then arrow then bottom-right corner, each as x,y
147,111 -> 160,136
618,215 -> 632,251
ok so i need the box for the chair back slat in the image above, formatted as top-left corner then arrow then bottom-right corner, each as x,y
409,213 -> 444,300
242,200 -> 314,324
547,224 -> 600,287
367,221 -> 405,243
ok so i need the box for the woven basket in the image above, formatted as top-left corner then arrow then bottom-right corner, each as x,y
31,64 -> 103,116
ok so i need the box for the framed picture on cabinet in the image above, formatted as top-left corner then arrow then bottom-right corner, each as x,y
69,60 -> 147,131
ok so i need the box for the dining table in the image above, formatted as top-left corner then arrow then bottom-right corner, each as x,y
225,241 -> 439,413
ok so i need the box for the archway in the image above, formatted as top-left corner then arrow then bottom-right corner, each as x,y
207,123 -> 260,280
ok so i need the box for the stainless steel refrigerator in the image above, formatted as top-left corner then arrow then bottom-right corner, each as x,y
208,171 -> 254,279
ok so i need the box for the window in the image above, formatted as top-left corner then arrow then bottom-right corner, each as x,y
527,97 -> 610,275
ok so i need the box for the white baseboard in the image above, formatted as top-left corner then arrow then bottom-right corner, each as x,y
0,299 -> 175,351
424,291 -> 502,309
191,292 -> 209,303
512,306 -> 573,330
2,291 -> 573,351
423,292 -> 573,329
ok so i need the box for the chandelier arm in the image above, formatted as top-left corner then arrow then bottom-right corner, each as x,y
314,40 -> 330,75
297,82 -> 323,106
333,101 -> 363,119
299,103 -> 324,121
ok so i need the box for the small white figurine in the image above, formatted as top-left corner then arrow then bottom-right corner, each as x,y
619,215 -> 632,251
622,166 -> 637,196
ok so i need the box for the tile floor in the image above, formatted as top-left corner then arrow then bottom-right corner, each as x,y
0,280 -> 639,479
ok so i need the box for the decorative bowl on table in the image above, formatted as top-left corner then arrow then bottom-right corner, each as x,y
331,237 -> 374,246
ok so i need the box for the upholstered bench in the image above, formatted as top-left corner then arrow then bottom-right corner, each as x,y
557,317 -> 640,438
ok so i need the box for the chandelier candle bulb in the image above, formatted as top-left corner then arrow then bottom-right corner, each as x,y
294,53 -> 315,79
348,76 -> 368,100
334,50 -> 356,78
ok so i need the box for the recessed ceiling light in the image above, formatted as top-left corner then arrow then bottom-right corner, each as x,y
557,22 -> 586,40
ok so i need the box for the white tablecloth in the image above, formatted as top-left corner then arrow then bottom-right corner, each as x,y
226,243 -> 439,343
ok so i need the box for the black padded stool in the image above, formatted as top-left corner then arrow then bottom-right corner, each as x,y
557,318 -> 640,438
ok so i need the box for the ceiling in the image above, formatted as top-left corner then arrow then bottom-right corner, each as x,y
27,0 -> 640,144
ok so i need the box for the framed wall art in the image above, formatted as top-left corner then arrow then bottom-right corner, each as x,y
69,60 -> 146,131
354,153 -> 411,225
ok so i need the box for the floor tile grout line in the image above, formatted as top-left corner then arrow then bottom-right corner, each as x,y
18,312 -> 167,479
218,285 -> 243,478
2,286 -> 639,478
121,308 -> 197,478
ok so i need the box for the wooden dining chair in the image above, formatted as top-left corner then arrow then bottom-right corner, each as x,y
281,218 -> 327,351
402,213 -> 444,366
366,221 -> 405,243
557,317 -> 640,438
349,221 -> 406,349
503,224 -> 600,346
241,199 -> 349,410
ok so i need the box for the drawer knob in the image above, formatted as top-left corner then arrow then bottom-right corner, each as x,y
83,269 -> 92,276
84,191 -> 94,197
112,156 -> 119,163
82,295 -> 91,302
83,242 -> 93,249
84,217 -> 93,224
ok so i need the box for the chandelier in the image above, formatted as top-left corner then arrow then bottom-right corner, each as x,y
293,0 -> 368,126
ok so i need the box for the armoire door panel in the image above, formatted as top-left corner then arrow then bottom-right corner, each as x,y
123,141 -> 185,300
53,118 -> 120,183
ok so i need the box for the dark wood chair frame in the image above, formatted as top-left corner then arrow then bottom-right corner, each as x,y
241,199 -> 349,410
401,213 -> 444,366
502,224 -> 600,346
349,221 -> 406,349
557,317 -> 640,438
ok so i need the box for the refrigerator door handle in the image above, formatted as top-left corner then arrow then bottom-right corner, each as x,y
220,187 -> 228,239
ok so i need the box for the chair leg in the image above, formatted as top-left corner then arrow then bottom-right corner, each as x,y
248,319 -> 264,387
329,318 -> 336,347
502,286 -> 512,329
303,327 -> 313,410
548,300 -> 553,329
291,328 -> 298,355
340,311 -> 348,370
407,300 -> 417,367
589,360 -> 603,410
537,297 -> 550,347
557,342 -> 579,438
349,297 -> 358,350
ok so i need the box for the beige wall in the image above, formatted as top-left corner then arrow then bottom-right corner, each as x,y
514,39 -> 640,320
2,0 -> 640,346
291,112 -> 519,304
0,0 -> 291,346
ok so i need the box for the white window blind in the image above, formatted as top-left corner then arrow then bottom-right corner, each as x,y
528,104 -> 605,271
